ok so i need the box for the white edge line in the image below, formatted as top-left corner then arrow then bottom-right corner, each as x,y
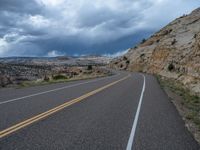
0,73 -> 120,105
126,74 -> 146,150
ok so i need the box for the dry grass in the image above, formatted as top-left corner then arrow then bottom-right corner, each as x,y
157,76 -> 200,130
19,74 -> 110,88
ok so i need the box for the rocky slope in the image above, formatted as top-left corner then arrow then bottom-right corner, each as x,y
110,8 -> 200,96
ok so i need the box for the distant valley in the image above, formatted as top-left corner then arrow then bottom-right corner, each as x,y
0,56 -> 112,87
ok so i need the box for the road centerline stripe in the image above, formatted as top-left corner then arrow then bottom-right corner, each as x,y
0,74 -> 130,139
126,74 -> 146,150
0,73 -> 120,105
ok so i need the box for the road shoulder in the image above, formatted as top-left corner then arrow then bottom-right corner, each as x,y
157,76 -> 200,144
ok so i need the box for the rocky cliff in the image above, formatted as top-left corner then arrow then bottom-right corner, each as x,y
110,8 -> 200,95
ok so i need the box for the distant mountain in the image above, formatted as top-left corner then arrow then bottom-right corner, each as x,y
110,8 -> 200,95
0,55 -> 111,66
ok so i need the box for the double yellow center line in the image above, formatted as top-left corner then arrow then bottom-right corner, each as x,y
0,74 -> 130,138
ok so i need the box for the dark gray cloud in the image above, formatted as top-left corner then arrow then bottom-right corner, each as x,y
0,0 -> 41,14
0,0 -> 200,57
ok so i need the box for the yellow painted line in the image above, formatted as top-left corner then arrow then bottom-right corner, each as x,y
0,74 -> 130,138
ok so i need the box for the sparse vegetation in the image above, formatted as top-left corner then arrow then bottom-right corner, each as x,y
157,76 -> 200,130
171,39 -> 177,45
141,38 -> 146,44
156,39 -> 160,43
0,61 -> 111,88
168,63 -> 175,71
19,68 -> 111,88
194,34 -> 197,38
53,74 -> 67,80
114,62 -> 118,65
126,60 -> 130,64
180,14 -> 187,18
87,65 -> 93,70
123,56 -> 128,60
140,53 -> 145,58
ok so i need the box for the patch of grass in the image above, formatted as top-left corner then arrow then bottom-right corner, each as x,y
157,76 -> 200,130
19,73 -> 110,88
19,79 -> 68,88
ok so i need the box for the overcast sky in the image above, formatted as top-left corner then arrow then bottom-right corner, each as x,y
0,0 -> 199,57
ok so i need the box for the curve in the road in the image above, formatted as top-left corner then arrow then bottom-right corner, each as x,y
126,74 -> 145,150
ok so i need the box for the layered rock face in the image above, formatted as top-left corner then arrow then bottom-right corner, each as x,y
110,8 -> 200,95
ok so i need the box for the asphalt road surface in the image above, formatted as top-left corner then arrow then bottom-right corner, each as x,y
0,71 -> 199,150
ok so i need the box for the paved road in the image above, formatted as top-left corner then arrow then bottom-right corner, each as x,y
0,71 -> 199,150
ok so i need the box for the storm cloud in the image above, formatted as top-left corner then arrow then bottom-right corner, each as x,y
0,0 -> 199,56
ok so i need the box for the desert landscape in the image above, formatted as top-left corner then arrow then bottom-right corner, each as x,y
0,1 -> 199,149
0,56 -> 111,87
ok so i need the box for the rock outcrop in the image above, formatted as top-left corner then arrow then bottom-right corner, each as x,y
110,8 -> 200,95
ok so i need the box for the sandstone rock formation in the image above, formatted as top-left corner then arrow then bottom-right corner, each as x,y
110,8 -> 200,95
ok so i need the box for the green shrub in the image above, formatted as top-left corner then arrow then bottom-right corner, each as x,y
123,56 -> 128,60
141,38 -> 146,44
87,65 -> 93,70
126,60 -> 130,64
171,39 -> 177,45
157,76 -> 200,130
140,53 -> 145,58
168,63 -> 175,71
53,74 -> 67,80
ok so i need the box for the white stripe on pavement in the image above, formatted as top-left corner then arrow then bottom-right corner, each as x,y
126,74 -> 146,150
0,74 -> 120,105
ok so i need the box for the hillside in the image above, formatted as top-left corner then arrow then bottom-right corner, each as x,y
110,8 -> 200,96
